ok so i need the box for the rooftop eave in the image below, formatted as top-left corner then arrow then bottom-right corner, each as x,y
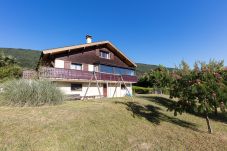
41,41 -> 137,68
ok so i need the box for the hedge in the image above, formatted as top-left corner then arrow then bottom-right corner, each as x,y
133,86 -> 170,95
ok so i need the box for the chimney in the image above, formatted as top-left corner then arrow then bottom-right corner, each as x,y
86,35 -> 92,43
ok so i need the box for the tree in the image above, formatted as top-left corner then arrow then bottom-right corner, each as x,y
136,72 -> 152,87
222,67 -> 227,85
0,51 -> 18,67
136,65 -> 172,94
152,66 -> 171,94
0,52 -> 22,82
0,65 -> 22,82
169,60 -> 227,134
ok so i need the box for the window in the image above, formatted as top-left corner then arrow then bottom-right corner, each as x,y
100,51 -> 110,59
121,84 -> 126,90
71,63 -> 82,70
115,67 -> 135,76
71,83 -> 82,91
100,65 -> 114,74
94,65 -> 99,72
99,65 -> 135,76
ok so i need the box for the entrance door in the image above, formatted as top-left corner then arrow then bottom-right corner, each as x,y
103,84 -> 107,97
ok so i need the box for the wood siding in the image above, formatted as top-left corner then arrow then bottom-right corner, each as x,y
42,45 -> 134,69
64,61 -> 71,69
83,63 -> 88,71
103,84 -> 107,97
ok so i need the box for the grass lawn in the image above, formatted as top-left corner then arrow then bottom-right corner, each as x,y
0,95 -> 227,151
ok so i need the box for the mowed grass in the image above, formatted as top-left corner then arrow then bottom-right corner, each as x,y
0,95 -> 227,151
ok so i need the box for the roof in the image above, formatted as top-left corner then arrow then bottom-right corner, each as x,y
42,41 -> 137,67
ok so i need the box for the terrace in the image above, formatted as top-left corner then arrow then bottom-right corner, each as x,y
23,67 -> 138,83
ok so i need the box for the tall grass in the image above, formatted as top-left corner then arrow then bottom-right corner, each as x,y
1,79 -> 64,106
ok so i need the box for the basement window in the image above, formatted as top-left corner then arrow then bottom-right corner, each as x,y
121,84 -> 126,90
100,51 -> 110,59
71,83 -> 82,91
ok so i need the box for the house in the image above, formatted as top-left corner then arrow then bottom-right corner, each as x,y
23,35 -> 137,99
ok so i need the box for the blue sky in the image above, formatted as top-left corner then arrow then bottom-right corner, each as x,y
0,0 -> 226,67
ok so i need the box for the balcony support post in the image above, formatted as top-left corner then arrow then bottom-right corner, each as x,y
82,73 -> 94,101
83,71 -> 102,100
94,71 -> 102,98
112,77 -> 121,98
120,75 -> 134,101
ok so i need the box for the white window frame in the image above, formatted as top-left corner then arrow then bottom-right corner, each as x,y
70,63 -> 83,70
100,51 -> 110,59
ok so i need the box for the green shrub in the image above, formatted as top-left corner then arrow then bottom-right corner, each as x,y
153,88 -> 170,95
133,86 -> 152,94
0,65 -> 22,83
133,86 -> 170,95
162,88 -> 170,95
1,79 -> 64,106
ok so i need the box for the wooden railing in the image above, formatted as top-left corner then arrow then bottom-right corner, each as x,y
23,67 -> 138,83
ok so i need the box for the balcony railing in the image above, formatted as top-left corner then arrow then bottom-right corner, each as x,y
23,67 -> 137,83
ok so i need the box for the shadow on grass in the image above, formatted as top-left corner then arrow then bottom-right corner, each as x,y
139,95 -> 175,109
115,101 -> 200,132
139,95 -> 227,124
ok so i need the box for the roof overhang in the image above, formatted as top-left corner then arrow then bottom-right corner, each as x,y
41,41 -> 137,67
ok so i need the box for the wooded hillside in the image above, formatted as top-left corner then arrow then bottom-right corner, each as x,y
0,48 -> 41,69
0,48 -> 170,75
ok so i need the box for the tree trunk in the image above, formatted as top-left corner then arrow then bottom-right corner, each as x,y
214,106 -> 218,116
205,114 -> 213,134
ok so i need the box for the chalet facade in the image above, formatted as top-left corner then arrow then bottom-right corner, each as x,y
23,36 -> 137,99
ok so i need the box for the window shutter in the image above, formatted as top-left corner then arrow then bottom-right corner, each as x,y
64,61 -> 71,69
96,49 -> 100,56
83,63 -> 88,71
110,52 -> 114,60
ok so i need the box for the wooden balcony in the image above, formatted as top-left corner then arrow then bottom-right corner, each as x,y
23,67 -> 137,83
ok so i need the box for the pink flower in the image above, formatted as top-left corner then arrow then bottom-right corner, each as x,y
214,73 -> 221,79
212,92 -> 216,97
171,73 -> 182,80
196,79 -> 201,84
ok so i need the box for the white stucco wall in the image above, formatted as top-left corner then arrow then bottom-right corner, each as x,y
88,64 -> 94,72
107,83 -> 132,98
54,59 -> 64,68
55,81 -> 132,98
55,82 -> 103,97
